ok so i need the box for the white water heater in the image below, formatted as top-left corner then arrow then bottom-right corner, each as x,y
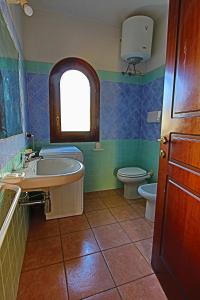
121,16 -> 154,64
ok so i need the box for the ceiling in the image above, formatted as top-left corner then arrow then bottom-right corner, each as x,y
29,0 -> 168,26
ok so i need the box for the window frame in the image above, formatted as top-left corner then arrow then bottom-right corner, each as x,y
49,57 -> 100,143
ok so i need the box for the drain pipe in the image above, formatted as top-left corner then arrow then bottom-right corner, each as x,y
19,192 -> 51,213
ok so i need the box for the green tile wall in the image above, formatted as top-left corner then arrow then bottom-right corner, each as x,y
0,192 -> 29,300
143,65 -> 165,84
24,60 -> 165,84
0,153 -> 29,300
139,139 -> 160,182
82,140 -> 140,191
0,151 -> 22,178
34,139 -> 140,192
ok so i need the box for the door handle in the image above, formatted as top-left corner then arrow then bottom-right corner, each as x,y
158,136 -> 168,144
56,114 -> 60,129
160,150 -> 166,158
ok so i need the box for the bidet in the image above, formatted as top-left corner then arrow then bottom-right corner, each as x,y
138,183 -> 157,221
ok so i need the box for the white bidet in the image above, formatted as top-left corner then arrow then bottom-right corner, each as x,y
138,183 -> 157,221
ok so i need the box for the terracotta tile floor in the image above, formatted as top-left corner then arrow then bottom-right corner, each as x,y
17,189 -> 167,300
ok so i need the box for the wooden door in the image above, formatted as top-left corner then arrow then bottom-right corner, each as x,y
152,1 -> 200,299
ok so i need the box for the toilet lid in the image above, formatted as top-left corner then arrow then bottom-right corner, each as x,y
118,167 -> 147,178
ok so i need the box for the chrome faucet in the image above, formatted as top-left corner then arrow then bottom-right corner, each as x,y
21,151 -> 38,168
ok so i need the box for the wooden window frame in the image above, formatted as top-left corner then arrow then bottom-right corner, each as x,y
49,57 -> 100,143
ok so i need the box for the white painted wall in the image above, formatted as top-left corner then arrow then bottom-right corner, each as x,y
23,10 -> 122,72
8,4 -> 23,49
145,12 -> 168,72
23,7 -> 168,72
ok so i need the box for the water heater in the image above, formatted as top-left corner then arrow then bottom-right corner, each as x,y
121,16 -> 154,64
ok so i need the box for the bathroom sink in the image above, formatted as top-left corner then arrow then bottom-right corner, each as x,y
3,158 -> 85,191
0,183 -> 21,248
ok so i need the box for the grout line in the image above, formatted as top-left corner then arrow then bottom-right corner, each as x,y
84,212 -> 119,293
57,218 -> 70,300
27,232 -> 60,242
80,287 -> 120,300
87,220 -> 118,229
60,227 -> 91,236
63,249 -> 101,263
94,201 -> 154,272
80,286 -> 122,300
20,191 -> 153,300
116,272 -> 155,289
134,239 -> 153,267
84,208 -> 150,300
21,260 -> 64,274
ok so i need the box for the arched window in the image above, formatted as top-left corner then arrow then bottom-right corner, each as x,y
49,57 -> 100,142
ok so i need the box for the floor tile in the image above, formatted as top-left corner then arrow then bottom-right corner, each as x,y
118,274 -> 167,300
17,263 -> 68,300
84,198 -> 107,212
59,214 -> 90,235
103,244 -> 152,285
98,190 -> 118,198
86,209 -> 116,227
120,218 -> 153,242
84,192 -> 99,200
126,198 -> 146,206
83,288 -> 121,300
145,219 -> 155,229
28,219 -> 60,241
115,189 -> 124,197
135,238 -> 153,264
93,223 -> 131,250
22,236 -> 62,271
109,205 -> 141,221
65,252 -> 115,300
103,196 -> 127,208
62,229 -> 100,260
131,202 -> 146,217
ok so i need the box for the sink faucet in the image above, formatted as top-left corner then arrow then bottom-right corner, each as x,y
22,151 -> 38,168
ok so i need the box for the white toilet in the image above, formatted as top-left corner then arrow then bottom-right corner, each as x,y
117,167 -> 151,199
138,183 -> 157,221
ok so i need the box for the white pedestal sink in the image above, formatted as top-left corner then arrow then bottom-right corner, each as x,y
3,157 -> 84,190
20,158 -> 84,191
2,158 -> 85,219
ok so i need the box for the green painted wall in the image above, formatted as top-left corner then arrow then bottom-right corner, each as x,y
139,139 -> 160,182
143,66 -> 165,84
24,60 -> 165,84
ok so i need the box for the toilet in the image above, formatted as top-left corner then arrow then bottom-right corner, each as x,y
138,183 -> 157,221
117,167 -> 151,199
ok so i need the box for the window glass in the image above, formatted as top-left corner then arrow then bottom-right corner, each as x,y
60,70 -> 90,132
49,57 -> 100,142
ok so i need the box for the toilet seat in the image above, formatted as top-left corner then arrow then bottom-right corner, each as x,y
118,167 -> 147,178
117,166 -> 151,200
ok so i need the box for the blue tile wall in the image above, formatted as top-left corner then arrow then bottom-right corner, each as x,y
100,81 -> 141,139
26,73 -> 144,142
140,77 -> 164,140
26,73 -> 50,141
26,71 -> 164,143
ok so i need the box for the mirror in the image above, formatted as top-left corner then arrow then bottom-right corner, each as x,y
0,11 -> 22,139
